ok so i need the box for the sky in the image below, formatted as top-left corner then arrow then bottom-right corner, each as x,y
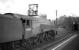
0,0 -> 79,20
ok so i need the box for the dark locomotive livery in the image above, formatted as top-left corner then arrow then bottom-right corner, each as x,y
0,13 -> 57,50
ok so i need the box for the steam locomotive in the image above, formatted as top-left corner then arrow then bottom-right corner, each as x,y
0,13 -> 56,50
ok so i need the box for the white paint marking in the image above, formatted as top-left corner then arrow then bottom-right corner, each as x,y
52,34 -> 77,50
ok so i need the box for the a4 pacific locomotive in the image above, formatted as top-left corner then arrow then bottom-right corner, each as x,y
0,13 -> 56,50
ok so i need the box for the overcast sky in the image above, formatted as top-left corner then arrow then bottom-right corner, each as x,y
0,0 -> 79,20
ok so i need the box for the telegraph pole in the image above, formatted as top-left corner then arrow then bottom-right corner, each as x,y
56,10 -> 57,35
56,10 -> 57,25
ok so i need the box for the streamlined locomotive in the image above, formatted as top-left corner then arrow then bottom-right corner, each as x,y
0,14 -> 56,50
